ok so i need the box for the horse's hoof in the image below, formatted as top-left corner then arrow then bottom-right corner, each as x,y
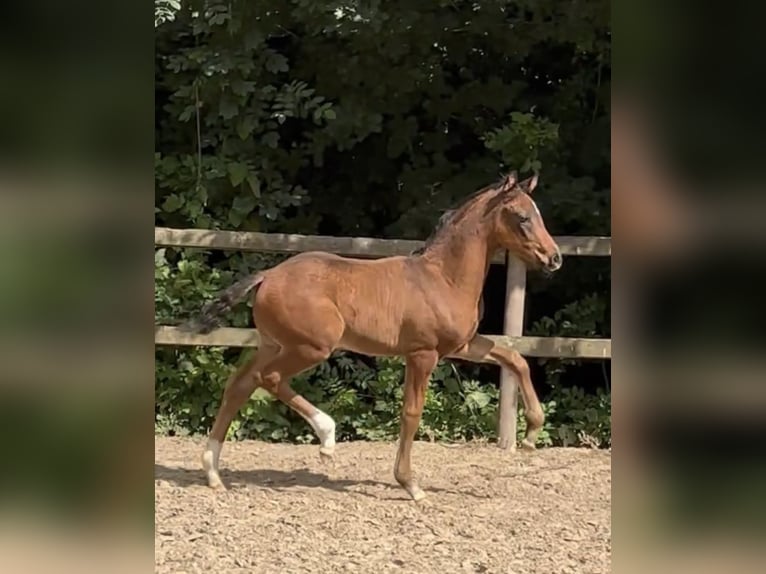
520,438 -> 536,451
407,485 -> 427,502
319,447 -> 334,463
207,474 -> 227,490
411,490 -> 427,502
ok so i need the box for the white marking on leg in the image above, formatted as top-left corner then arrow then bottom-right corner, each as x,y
308,410 -> 336,454
201,438 -> 224,488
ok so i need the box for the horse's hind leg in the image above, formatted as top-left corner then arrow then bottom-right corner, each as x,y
203,342 -> 338,488
259,344 -> 337,460
202,340 -> 280,489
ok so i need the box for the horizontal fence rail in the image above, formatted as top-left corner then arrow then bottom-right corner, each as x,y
155,227 -> 612,261
155,326 -> 612,360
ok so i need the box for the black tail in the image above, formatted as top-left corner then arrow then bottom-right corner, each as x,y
180,273 -> 264,334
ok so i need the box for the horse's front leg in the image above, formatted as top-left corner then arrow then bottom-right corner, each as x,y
393,350 -> 439,501
448,334 -> 544,449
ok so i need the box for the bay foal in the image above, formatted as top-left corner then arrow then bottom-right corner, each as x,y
188,172 -> 562,501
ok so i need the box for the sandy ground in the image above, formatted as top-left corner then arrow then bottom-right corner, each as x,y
155,436 -> 611,573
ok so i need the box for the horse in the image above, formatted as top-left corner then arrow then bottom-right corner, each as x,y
184,171 -> 562,501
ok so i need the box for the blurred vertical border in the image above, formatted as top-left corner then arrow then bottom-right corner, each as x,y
614,0 -> 766,572
0,0 -> 153,571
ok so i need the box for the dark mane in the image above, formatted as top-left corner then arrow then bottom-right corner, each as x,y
410,175 -> 510,255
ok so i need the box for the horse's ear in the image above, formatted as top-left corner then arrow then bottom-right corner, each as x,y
501,171 -> 518,192
520,173 -> 539,194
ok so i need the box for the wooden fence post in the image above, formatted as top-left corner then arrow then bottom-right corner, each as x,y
497,253 -> 527,450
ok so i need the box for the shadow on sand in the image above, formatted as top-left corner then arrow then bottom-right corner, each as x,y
155,463 -> 491,501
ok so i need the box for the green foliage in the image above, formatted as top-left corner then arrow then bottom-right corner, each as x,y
155,1 -> 611,447
155,0 -> 181,27
529,293 -> 609,385
522,386 -> 611,449
156,342 -> 611,447
483,112 -> 560,174
545,386 -> 611,448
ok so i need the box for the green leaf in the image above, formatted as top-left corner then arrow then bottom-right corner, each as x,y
466,391 -> 491,409
323,108 -> 336,120
219,96 -> 238,120
236,116 -> 256,140
244,29 -> 264,51
195,184 -> 208,205
161,194 -> 183,213
180,360 -> 194,372
270,428 -> 285,440
228,210 -> 243,227
444,378 -> 460,394
178,105 -> 196,122
247,174 -> 261,197
262,132 -> 279,148
265,53 -> 288,73
230,79 -> 255,97
228,162 -> 249,187
250,388 -> 272,401
232,194 -> 256,215
186,199 -> 203,220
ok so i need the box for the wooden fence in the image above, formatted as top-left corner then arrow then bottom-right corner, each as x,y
154,226 -> 611,450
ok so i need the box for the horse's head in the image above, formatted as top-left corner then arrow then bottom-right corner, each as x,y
487,172 -> 562,273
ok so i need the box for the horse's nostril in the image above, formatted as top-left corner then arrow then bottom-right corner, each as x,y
550,252 -> 562,267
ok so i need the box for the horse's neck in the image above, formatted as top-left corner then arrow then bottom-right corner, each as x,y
420,229 -> 494,304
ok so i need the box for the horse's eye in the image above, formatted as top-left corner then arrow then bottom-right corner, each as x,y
519,215 -> 531,225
